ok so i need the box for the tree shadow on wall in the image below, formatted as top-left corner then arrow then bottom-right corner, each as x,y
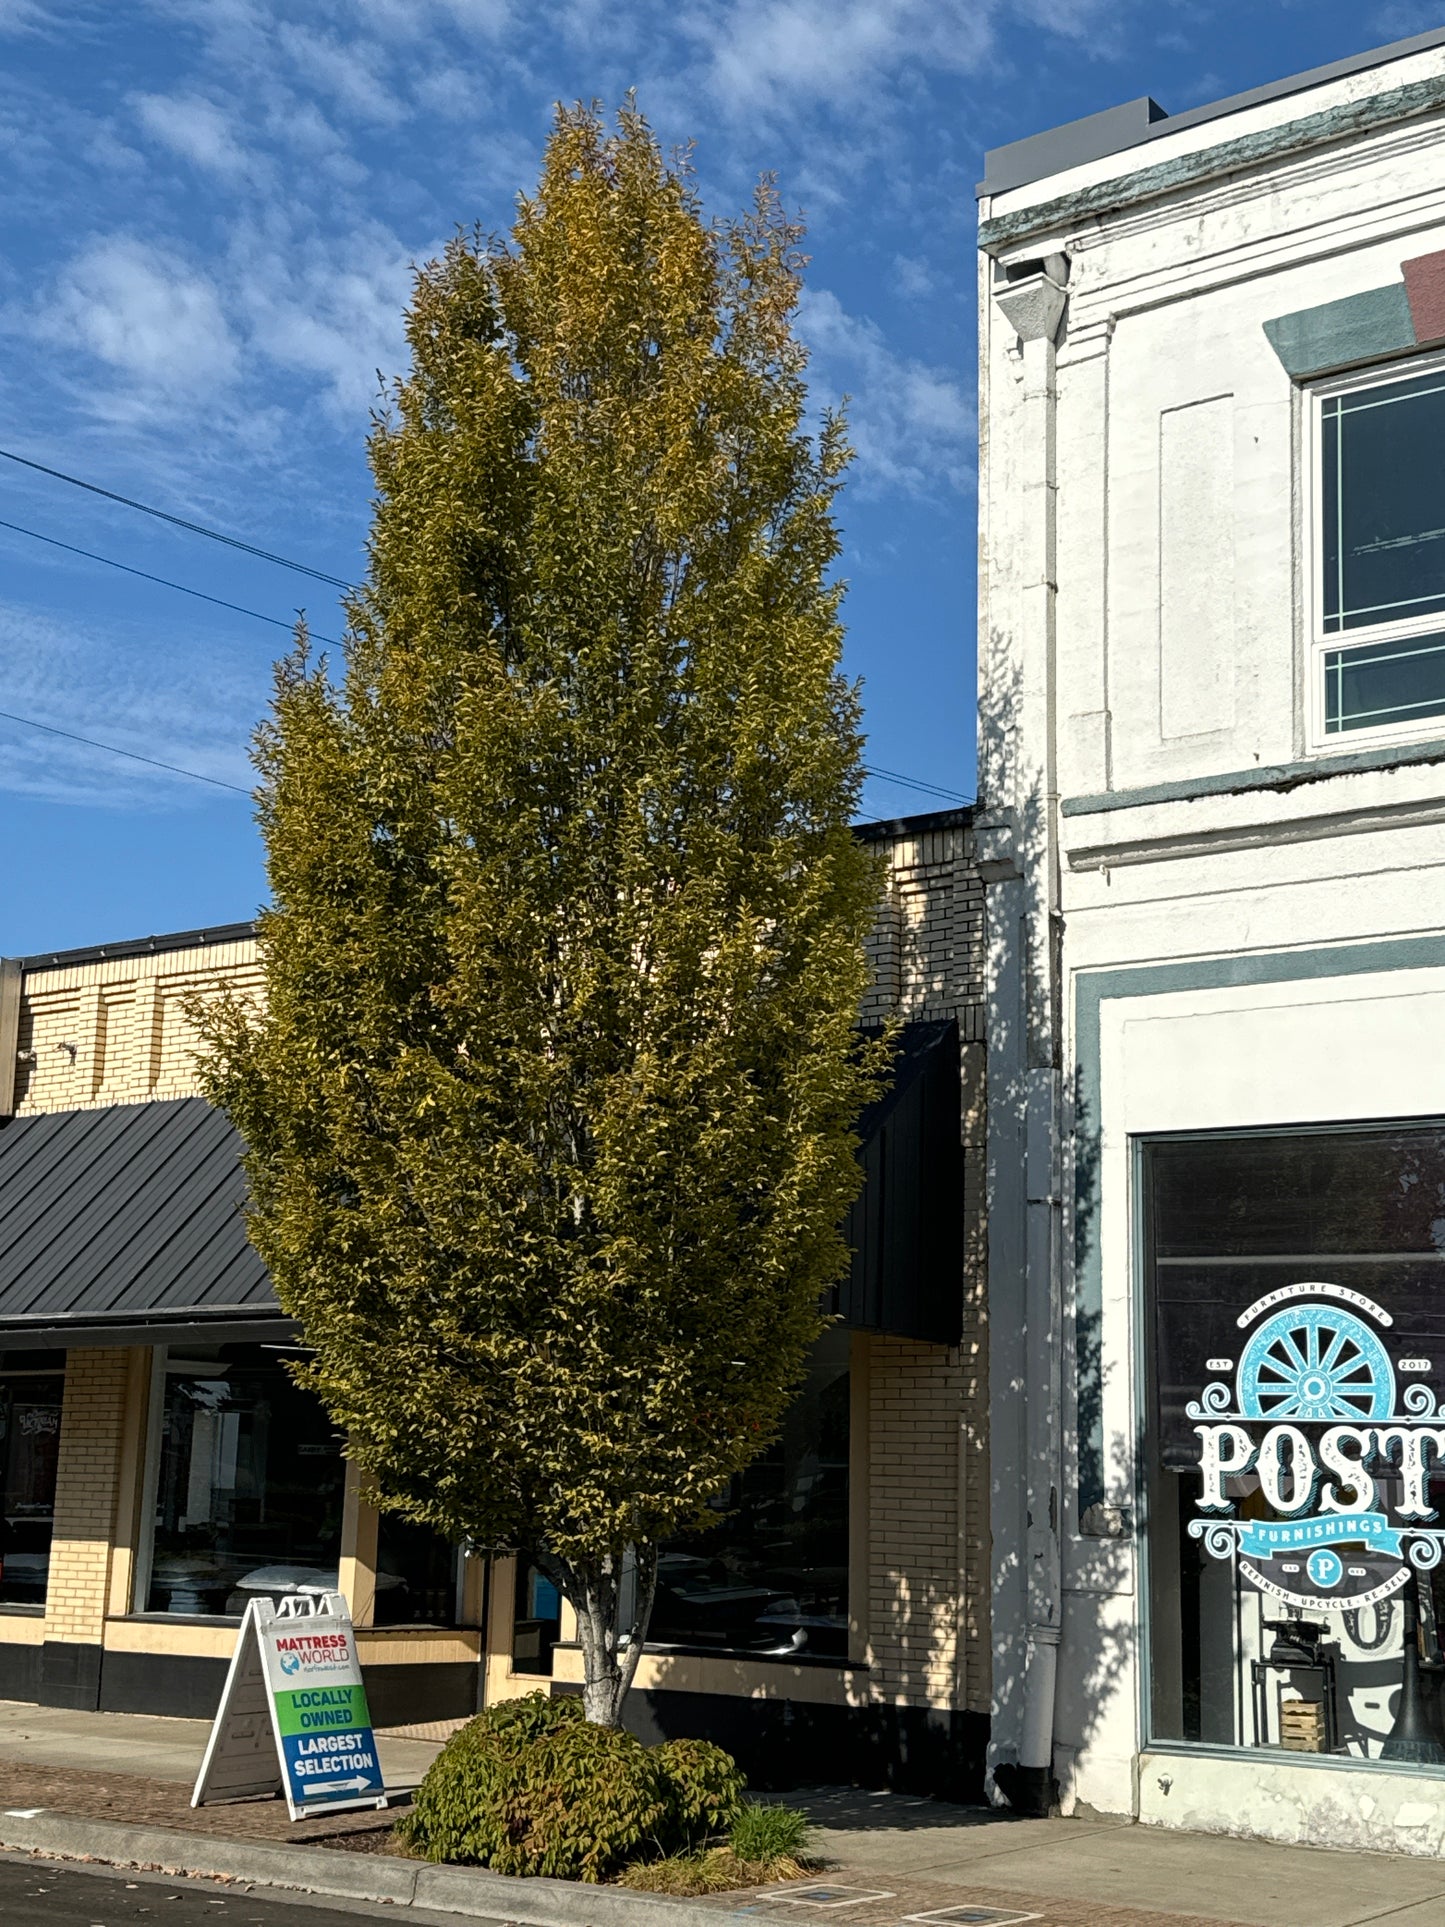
978,660 -> 1135,1816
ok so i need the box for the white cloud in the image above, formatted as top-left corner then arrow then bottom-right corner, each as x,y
1371,3 -> 1445,38
893,253 -> 936,300
41,237 -> 241,400
276,24 -> 408,128
131,91 -> 250,178
801,287 -> 974,497
235,220 -> 417,418
0,0 -> 50,30
693,0 -> 1015,119
354,0 -> 512,36
0,600 -> 259,807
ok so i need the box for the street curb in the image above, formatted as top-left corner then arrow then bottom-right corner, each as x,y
0,1809 -> 804,1925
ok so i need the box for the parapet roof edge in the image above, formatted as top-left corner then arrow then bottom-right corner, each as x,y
14,921 -> 259,974
7,806 -> 974,969
978,23 -> 1445,201
854,805 -> 974,842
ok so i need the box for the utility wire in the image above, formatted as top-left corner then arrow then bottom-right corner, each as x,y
1,446 -> 968,806
0,701 -> 961,814
0,516 -> 342,648
0,709 -> 251,795
863,763 -> 971,803
0,447 -> 353,590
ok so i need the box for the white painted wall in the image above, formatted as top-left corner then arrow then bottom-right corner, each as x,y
978,40 -> 1445,1848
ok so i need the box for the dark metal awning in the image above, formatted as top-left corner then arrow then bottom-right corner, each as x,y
838,1019 -> 963,1346
0,1036 -> 964,1354
0,1097 -> 286,1350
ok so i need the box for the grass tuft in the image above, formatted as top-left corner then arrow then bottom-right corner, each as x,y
617,1848 -> 811,1894
729,1799 -> 812,1862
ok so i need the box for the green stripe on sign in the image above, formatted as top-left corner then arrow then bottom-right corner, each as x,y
273,1684 -> 371,1738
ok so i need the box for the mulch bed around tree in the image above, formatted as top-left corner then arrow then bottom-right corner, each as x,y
0,1758 -> 407,1852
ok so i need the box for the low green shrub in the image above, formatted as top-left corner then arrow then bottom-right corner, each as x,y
398,1692 -> 670,1881
400,1692 -> 760,1884
729,1800 -> 811,1863
653,1736 -> 747,1846
503,1719 -> 671,1881
395,1690 -> 582,1865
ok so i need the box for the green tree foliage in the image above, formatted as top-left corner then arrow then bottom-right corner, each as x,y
194,101 -> 885,1725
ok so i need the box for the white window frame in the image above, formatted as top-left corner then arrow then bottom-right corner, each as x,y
1306,349 -> 1445,754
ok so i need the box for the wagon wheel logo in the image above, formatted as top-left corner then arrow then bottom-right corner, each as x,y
1236,1306 -> 1395,1423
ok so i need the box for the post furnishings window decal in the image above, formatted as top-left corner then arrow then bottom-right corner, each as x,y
1144,1126 -> 1445,1765
1310,355 -> 1445,746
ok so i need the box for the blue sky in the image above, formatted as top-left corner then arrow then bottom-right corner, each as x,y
0,0 -> 1436,953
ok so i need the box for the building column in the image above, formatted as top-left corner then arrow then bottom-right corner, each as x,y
339,1461 -> 381,1627
41,1348 -> 134,1708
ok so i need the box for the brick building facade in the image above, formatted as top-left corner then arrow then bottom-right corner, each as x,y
0,808 -> 990,1788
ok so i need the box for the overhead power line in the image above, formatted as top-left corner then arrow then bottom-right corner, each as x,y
863,763 -> 971,803
0,447 -> 354,590
0,701 -> 966,815
0,708 -> 251,795
0,516 -> 342,648
0,444 -> 969,808
0,702 -> 966,818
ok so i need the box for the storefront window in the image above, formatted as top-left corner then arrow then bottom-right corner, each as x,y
512,1561 -> 561,1674
650,1325 -> 850,1658
1146,1127 -> 1445,1763
0,1355 -> 64,1610
374,1512 -> 463,1626
144,1345 -> 346,1616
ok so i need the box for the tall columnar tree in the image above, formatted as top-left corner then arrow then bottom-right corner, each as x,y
195,103 -> 885,1726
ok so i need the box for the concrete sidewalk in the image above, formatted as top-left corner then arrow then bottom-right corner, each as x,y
0,1696 -> 443,1789
786,1785 -> 1445,1926
4,1703 -> 1445,1925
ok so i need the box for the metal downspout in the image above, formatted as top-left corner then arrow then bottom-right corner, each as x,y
993,254 -> 1069,1817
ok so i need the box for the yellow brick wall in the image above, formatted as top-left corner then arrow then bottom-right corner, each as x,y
859,819 -> 990,1717
43,1348 -> 133,1644
15,934 -> 260,1115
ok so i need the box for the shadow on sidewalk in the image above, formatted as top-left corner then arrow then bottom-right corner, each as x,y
785,1785 -> 1030,1833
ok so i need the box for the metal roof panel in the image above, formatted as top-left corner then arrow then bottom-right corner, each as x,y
0,1098 -> 274,1328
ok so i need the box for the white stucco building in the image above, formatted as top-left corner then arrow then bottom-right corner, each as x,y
979,26 -> 1445,1854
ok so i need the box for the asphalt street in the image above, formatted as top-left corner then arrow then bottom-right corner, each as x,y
0,1855 -> 511,1926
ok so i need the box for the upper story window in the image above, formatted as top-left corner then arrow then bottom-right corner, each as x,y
1311,360 -> 1445,748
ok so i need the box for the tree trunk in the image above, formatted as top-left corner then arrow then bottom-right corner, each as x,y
535,1543 -> 658,1726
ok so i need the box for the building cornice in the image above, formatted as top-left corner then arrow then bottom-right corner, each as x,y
980,72 -> 1445,256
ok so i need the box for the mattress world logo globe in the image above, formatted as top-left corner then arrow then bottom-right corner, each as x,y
1188,1282 -> 1445,1611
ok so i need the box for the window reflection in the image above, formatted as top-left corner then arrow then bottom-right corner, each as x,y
145,1345 -> 345,1616
512,1561 -> 561,1674
651,1326 -> 850,1658
374,1512 -> 462,1626
0,1356 -> 64,1610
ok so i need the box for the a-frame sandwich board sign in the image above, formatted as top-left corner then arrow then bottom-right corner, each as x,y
192,1591 -> 388,1821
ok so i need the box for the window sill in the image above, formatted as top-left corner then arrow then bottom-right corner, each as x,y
112,1611 -> 242,1627
550,1638 -> 867,1672
1143,1738 -> 1445,1782
364,1621 -> 477,1635
0,1604 -> 44,1618
1062,732 -> 1445,818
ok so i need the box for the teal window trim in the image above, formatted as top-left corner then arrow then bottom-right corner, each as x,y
1073,936 -> 1445,1519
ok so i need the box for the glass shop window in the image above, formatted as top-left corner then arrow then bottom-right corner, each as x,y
1145,1126 -> 1445,1766
649,1324 -> 850,1659
512,1561 -> 561,1675
1313,363 -> 1445,744
144,1345 -> 345,1616
374,1512 -> 463,1627
0,1355 -> 65,1610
